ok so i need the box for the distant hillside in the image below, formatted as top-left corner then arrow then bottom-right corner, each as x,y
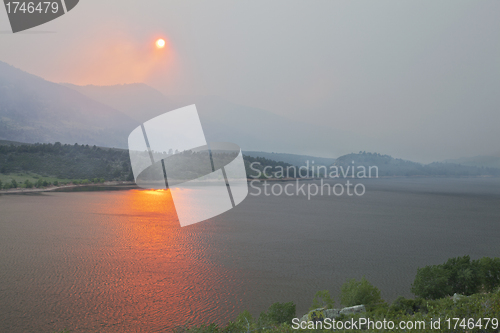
334,152 -> 500,177
62,83 -> 179,123
0,139 -> 27,146
444,154 -> 500,170
243,151 -> 335,167
0,61 -> 138,148
0,142 -> 133,181
64,83 -> 348,158
0,141 -> 292,181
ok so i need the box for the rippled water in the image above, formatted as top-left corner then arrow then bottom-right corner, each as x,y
1,178 -> 499,332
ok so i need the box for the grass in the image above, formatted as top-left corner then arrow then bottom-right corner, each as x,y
0,172 -> 104,189
0,172 -> 76,185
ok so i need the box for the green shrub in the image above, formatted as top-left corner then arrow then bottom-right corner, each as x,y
340,276 -> 383,308
412,256 -> 499,300
442,255 -> 481,296
479,257 -> 500,292
389,296 -> 428,315
412,265 -> 452,299
259,301 -> 296,325
310,290 -> 334,310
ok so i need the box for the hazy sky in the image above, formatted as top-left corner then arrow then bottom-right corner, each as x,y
1,1 -> 499,162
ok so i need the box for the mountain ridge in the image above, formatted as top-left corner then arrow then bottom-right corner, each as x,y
0,61 -> 138,148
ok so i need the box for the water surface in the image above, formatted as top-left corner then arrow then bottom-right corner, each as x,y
1,178 -> 499,332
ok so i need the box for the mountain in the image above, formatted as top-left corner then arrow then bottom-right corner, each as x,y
333,152 -> 500,177
0,61 -> 138,148
64,84 -> 343,158
62,83 -> 179,123
243,151 -> 335,167
444,154 -> 500,170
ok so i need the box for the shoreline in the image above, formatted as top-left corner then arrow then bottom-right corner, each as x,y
0,181 -> 138,195
1,175 -> 498,195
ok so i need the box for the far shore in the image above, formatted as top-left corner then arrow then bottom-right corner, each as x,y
2,175 -> 497,195
0,181 -> 139,195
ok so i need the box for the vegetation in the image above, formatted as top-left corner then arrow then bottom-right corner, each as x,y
340,276 -> 384,309
166,256 -> 500,333
412,255 -> 500,299
310,290 -> 335,310
0,142 -> 294,187
0,142 -> 133,182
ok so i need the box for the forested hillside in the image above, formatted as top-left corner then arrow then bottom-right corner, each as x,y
0,142 -> 292,183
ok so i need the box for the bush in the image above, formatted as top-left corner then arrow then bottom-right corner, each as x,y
442,255 -> 481,296
310,290 -> 334,310
259,301 -> 296,325
389,296 -> 428,315
340,276 -> 383,308
53,180 -> 59,186
24,180 -> 33,188
412,256 -> 499,299
11,179 -> 18,188
479,257 -> 500,292
411,265 -> 452,299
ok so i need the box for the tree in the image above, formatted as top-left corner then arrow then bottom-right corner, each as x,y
258,301 -> 296,325
411,256 -> 484,299
341,276 -> 383,307
442,255 -> 481,296
0,179 -> 2,189
11,179 -> 18,188
411,265 -> 452,299
310,290 -> 335,310
479,257 -> 500,292
24,180 -> 33,188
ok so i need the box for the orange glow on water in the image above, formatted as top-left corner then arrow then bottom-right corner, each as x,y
84,189 -> 241,329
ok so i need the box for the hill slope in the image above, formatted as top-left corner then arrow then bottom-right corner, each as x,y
65,84 -> 344,158
334,152 -> 500,177
444,154 -> 500,169
0,61 -> 138,148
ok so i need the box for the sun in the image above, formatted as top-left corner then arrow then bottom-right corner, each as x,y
156,39 -> 166,49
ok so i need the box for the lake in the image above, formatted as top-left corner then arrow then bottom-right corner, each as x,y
1,178 -> 499,332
